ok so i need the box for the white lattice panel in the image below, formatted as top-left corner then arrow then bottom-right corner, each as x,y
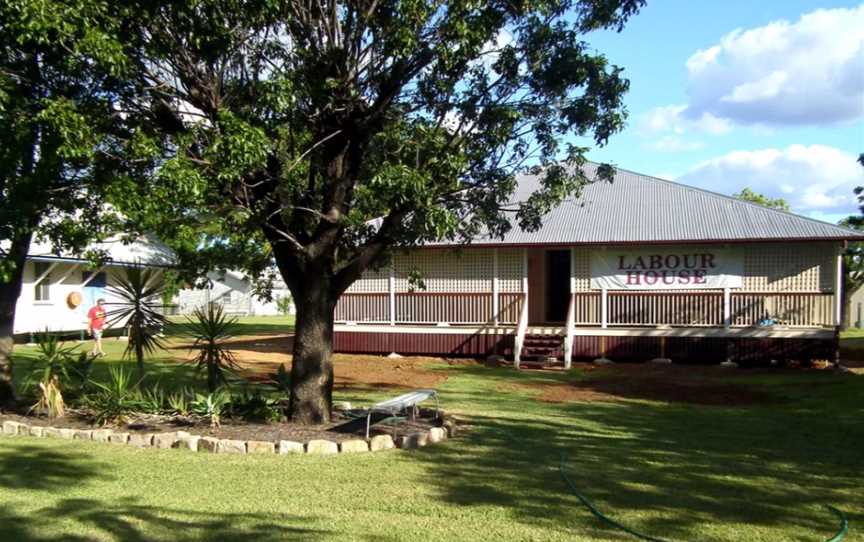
573,249 -> 591,291
345,265 -> 389,293
498,248 -> 524,293
394,249 -> 494,292
742,242 -> 836,292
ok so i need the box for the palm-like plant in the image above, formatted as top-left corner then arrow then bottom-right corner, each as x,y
28,331 -> 78,418
106,266 -> 168,376
186,303 -> 240,392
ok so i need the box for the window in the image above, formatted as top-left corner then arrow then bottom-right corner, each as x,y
34,262 -> 51,302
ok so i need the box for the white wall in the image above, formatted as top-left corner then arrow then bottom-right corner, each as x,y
13,261 -> 137,334
175,271 -> 293,316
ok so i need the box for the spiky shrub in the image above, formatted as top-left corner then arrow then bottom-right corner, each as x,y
27,332 -> 83,418
186,303 -> 240,392
191,390 -> 231,428
105,266 -> 168,376
86,366 -> 141,426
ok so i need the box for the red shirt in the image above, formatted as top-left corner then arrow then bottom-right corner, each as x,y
88,306 -> 106,330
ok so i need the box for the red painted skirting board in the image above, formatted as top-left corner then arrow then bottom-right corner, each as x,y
334,331 -> 514,356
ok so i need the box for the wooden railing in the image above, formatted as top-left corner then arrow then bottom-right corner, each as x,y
730,292 -> 834,327
334,293 -> 390,322
572,291 -> 834,328
336,290 -> 835,328
609,291 -> 724,327
335,292 -> 524,325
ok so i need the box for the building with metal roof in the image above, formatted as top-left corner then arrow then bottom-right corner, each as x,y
335,163 -> 860,367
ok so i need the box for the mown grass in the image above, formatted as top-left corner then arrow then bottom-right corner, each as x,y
1,318 -> 861,541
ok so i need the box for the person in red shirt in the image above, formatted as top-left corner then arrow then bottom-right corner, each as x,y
87,299 -> 107,357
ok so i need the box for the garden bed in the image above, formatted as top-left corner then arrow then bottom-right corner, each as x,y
0,406 -> 446,445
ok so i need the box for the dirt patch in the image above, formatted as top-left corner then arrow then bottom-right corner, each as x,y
172,334 -> 450,391
508,364 -> 777,406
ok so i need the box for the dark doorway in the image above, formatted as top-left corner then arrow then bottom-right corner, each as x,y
545,250 -> 570,322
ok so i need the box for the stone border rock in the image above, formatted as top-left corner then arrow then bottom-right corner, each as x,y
0,416 -> 457,456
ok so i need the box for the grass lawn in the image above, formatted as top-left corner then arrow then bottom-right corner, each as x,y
0,317 -> 861,541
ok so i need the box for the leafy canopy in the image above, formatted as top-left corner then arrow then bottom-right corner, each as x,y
117,0 -> 644,295
0,0 -> 135,280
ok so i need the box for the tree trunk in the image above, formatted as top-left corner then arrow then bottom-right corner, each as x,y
0,232 -> 33,406
289,278 -> 336,424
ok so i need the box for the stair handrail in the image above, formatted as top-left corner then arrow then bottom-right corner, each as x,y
514,292 -> 529,369
563,293 -> 575,369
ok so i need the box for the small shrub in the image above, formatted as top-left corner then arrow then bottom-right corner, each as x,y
167,387 -> 194,416
26,332 -> 87,418
191,390 -> 231,428
269,363 -> 290,393
275,295 -> 293,315
230,389 -> 283,423
186,303 -> 241,392
85,366 -> 141,426
133,384 -> 167,415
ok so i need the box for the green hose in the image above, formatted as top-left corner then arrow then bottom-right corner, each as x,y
558,454 -> 849,542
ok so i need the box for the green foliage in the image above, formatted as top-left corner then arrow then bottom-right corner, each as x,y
275,296 -> 293,316
105,267 -> 169,375
132,384 -> 167,415
190,390 -> 231,428
89,0 -> 642,421
733,188 -> 791,212
186,303 -> 241,392
85,366 -> 141,426
229,389 -> 283,423
269,363 -> 291,394
25,332 -> 95,417
167,388 -> 194,416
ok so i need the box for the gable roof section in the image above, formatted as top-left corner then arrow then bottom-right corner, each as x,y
436,163 -> 864,246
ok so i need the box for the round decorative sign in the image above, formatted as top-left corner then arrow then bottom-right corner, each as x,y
66,291 -> 82,309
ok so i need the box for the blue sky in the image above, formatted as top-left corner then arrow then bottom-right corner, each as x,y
575,1 -> 863,223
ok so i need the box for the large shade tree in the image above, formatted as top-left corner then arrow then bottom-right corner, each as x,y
122,0 -> 644,423
0,1 -> 132,404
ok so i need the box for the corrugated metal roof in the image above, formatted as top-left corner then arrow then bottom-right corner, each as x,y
434,163 -> 864,245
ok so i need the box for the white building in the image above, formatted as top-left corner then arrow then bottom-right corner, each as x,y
175,270 -> 293,317
13,235 -> 174,336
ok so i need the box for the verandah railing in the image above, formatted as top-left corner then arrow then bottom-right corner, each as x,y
335,292 -> 524,325
572,291 -> 835,328
336,290 -> 834,328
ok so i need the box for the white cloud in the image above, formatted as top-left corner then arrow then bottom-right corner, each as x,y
677,144 -> 864,215
646,136 -> 704,152
683,6 -> 864,125
637,104 -> 730,149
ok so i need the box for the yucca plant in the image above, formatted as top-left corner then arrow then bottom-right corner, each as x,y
186,303 -> 240,392
106,266 -> 168,376
85,366 -> 141,426
191,390 -> 231,428
26,332 -> 81,418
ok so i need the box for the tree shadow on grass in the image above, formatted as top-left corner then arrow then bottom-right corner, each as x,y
406,366 -> 863,541
0,497 -> 328,542
0,442 -> 109,491
0,441 -> 329,541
